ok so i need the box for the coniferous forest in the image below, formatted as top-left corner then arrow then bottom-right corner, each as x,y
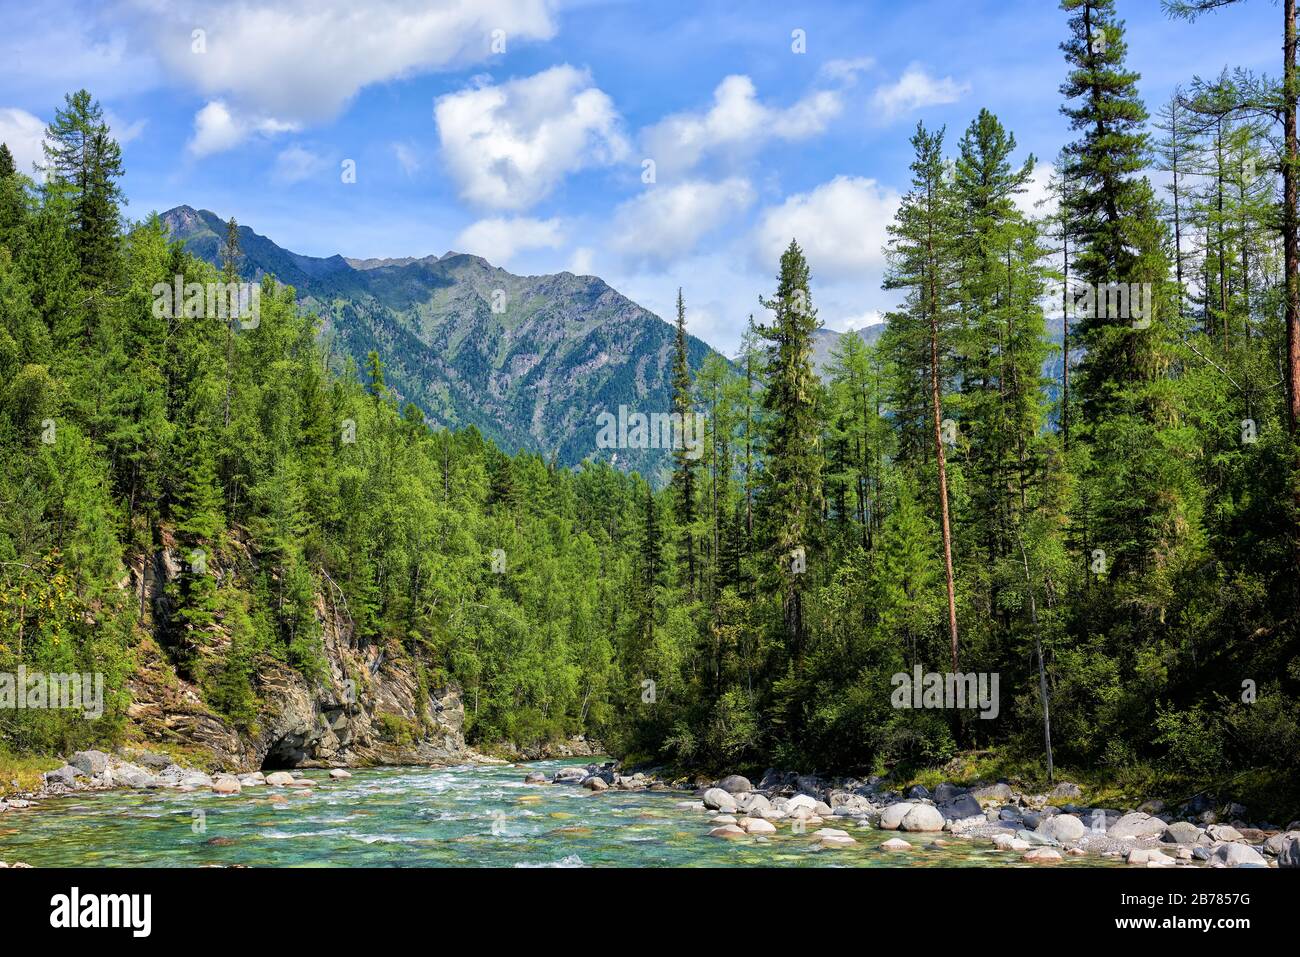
1,0 -> 1298,822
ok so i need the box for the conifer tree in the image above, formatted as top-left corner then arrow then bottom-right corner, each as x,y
40,90 -> 123,287
756,241 -> 823,656
883,123 -> 962,674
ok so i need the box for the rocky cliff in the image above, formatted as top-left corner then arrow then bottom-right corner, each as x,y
120,529 -> 469,773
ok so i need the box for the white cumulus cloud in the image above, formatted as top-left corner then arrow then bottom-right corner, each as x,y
642,75 -> 841,176
611,177 -> 754,270
455,216 -> 565,266
188,100 -> 298,157
871,64 -> 970,120
0,107 -> 48,178
435,65 -> 629,210
1015,160 -> 1057,218
754,175 -> 900,281
148,0 -> 555,123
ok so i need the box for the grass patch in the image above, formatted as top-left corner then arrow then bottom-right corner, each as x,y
0,750 -> 61,798
894,748 -> 1300,822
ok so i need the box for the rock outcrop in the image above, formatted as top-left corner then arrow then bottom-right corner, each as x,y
123,536 -> 468,773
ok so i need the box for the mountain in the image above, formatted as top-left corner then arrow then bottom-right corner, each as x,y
811,318 -> 1073,403
160,206 -> 719,477
810,324 -> 885,375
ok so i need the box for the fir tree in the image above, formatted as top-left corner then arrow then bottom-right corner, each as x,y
40,90 -> 124,287
756,240 -> 823,656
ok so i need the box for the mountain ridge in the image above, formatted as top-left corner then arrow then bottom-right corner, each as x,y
160,205 -> 720,477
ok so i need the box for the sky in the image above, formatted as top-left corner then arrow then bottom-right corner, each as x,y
0,0 -> 1279,354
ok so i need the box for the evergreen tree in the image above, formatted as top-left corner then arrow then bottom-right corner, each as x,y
883,123 -> 963,675
756,240 -> 823,657
40,90 -> 124,287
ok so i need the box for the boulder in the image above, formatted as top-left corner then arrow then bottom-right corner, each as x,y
70,750 -> 110,777
524,772 -> 547,784
265,771 -> 295,786
1206,824 -> 1243,843
1108,812 -> 1166,840
134,751 -> 173,771
1277,834 -> 1300,868
1037,813 -> 1086,844
933,783 -> 962,804
738,793 -> 771,815
900,804 -> 945,832
328,769 -> 352,779
1161,821 -> 1204,845
819,834 -> 858,848
740,817 -> 776,834
1024,847 -> 1063,863
552,767 -> 587,784
702,788 -> 738,812
709,824 -> 746,839
1209,843 -> 1267,868
971,783 -> 1014,805
907,784 -> 932,800
1127,848 -> 1175,866
939,795 -> 984,822
115,765 -> 159,789
786,794 -> 819,811
716,774 -> 752,794
44,765 -> 80,788
879,802 -> 914,830
1050,782 -> 1082,799
211,775 -> 242,795
582,776 -> 608,791
881,838 -> 913,851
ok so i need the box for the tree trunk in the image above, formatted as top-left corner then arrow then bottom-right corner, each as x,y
929,311 -> 960,677
1285,0 -> 1300,428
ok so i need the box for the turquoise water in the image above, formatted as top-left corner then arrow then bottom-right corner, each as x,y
0,760 -> 1119,867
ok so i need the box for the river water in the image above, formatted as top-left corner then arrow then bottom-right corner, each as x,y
0,759 -> 1119,867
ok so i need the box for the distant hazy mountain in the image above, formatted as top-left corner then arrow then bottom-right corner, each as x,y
810,324 -> 885,375
161,206 -> 718,477
811,318 -> 1071,390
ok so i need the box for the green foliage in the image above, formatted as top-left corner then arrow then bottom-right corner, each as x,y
0,67 -> 1295,810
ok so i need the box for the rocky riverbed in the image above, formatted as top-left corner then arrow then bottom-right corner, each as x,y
676,768 -> 1300,867
6,754 -> 1295,868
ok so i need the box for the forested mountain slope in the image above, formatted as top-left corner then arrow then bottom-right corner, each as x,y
161,206 -> 718,478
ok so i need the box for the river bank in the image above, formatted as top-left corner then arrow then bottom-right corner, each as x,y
2,752 -> 1298,868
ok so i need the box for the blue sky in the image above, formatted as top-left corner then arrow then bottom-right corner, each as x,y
0,0 -> 1278,353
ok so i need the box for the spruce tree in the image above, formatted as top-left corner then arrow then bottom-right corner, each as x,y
40,90 -> 124,287
756,240 -> 823,656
